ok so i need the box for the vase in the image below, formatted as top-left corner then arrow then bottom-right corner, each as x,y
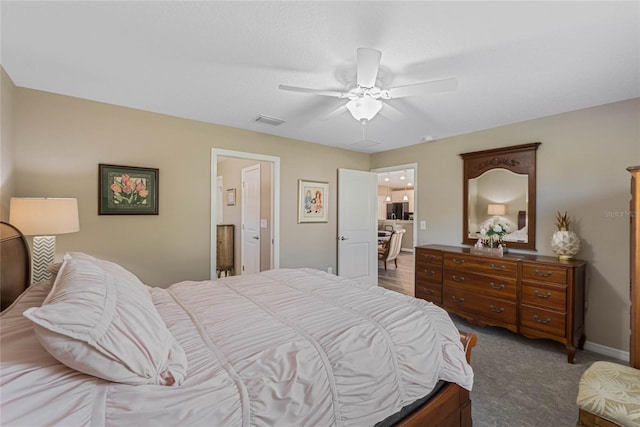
551,230 -> 581,260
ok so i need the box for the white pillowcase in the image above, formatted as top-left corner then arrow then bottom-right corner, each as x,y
23,253 -> 188,386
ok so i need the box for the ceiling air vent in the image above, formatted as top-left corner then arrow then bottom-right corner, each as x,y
254,115 -> 285,126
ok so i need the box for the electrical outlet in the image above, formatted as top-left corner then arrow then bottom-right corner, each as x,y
420,220 -> 427,230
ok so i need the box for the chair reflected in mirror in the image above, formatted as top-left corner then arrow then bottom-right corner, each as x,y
378,229 -> 406,271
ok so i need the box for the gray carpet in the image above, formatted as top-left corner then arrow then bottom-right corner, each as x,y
450,314 -> 623,427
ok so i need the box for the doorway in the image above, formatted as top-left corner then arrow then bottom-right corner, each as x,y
371,163 -> 417,295
372,163 -> 417,252
210,149 -> 280,280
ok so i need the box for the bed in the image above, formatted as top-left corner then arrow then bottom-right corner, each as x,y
0,221 -> 475,426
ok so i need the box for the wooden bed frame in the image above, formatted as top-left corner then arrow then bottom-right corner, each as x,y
1,221 -> 31,311
0,220 -> 477,426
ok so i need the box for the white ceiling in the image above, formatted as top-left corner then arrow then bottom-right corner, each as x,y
2,2 -> 638,154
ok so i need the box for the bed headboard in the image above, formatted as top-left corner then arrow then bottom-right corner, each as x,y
1,221 -> 31,311
518,210 -> 527,230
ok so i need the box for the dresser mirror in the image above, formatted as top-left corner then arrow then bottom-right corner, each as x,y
461,143 -> 540,250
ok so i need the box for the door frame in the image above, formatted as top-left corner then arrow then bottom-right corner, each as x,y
210,149 -> 280,280
371,163 -> 418,252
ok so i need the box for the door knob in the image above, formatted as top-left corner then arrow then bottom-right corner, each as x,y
252,236 -> 259,240
339,236 -> 349,241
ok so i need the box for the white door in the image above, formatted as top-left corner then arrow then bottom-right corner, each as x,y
337,168 -> 378,285
241,164 -> 261,274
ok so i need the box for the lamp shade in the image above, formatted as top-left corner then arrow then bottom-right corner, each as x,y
9,198 -> 80,236
487,204 -> 506,216
346,97 -> 382,121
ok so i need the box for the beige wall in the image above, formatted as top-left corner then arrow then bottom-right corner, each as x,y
8,84 -> 369,287
372,97 -> 640,354
1,68 -> 16,220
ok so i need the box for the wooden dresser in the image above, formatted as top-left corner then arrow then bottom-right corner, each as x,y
629,166 -> 640,368
415,245 -> 586,363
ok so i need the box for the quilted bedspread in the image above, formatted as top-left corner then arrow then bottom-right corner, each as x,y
1,268 -> 473,426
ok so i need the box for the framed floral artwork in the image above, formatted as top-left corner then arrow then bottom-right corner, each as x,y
99,164 -> 159,215
298,179 -> 328,223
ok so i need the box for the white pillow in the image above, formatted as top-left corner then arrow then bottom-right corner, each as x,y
23,256 -> 187,386
64,252 -> 145,287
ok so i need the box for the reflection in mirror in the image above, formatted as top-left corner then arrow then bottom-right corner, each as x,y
461,142 -> 540,251
467,169 -> 529,243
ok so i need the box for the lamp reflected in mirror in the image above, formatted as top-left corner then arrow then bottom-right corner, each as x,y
487,204 -> 506,216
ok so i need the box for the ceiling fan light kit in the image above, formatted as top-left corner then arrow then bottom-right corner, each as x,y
346,97 -> 382,121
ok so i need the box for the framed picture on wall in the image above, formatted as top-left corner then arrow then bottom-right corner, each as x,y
226,188 -> 236,206
298,179 -> 328,223
98,164 -> 159,215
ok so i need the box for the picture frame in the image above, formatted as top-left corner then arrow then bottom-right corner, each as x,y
298,179 -> 329,223
98,164 -> 159,215
226,188 -> 236,206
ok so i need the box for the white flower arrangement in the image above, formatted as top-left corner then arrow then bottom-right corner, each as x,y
479,220 -> 510,247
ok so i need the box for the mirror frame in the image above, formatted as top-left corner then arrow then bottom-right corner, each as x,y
461,142 -> 541,251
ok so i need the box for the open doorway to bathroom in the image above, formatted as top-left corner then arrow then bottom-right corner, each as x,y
211,149 -> 280,280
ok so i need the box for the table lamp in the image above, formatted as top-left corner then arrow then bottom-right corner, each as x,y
487,204 -> 506,216
9,197 -> 79,284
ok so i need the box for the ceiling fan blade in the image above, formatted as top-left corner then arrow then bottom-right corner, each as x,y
386,77 -> 458,98
356,48 -> 382,88
278,84 -> 346,98
379,102 -> 405,122
320,104 -> 348,121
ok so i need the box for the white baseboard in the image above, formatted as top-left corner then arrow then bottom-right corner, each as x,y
583,340 -> 629,362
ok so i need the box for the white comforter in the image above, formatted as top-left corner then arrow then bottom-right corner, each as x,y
1,268 -> 473,426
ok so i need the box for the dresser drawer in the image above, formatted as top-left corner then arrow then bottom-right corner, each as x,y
415,283 -> 442,305
521,263 -> 568,285
521,282 -> 567,312
415,249 -> 443,265
444,253 -> 518,277
521,305 -> 566,337
444,268 -> 516,299
443,287 -> 516,324
416,264 -> 442,283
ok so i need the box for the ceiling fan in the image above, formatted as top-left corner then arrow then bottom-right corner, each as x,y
279,48 -> 458,122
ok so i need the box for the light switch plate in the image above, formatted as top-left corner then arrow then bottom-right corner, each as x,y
260,219 -> 267,228
420,220 -> 427,230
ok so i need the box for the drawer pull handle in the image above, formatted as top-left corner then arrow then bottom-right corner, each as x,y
533,314 -> 552,324
534,269 -> 553,277
489,305 -> 505,313
451,275 -> 465,282
452,258 -> 465,265
425,269 -> 435,276
489,282 -> 505,290
451,296 -> 465,303
425,255 -> 435,261
534,290 -> 553,298
490,263 -> 505,271
422,288 -> 434,295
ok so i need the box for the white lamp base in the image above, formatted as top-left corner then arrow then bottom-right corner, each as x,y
32,235 -> 56,284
